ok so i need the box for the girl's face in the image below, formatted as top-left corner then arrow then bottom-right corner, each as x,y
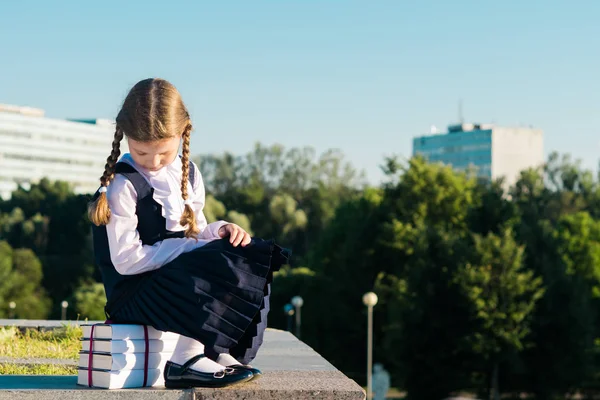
127,135 -> 181,172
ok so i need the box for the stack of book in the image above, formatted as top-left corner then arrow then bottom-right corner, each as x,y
77,323 -> 179,389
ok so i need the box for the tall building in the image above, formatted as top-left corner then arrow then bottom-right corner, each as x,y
412,123 -> 544,189
0,104 -> 126,199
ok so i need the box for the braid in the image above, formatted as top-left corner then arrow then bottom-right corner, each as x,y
179,123 -> 199,238
88,126 -> 124,226
101,127 -> 124,186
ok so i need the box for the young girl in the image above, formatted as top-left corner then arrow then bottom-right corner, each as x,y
88,78 -> 290,389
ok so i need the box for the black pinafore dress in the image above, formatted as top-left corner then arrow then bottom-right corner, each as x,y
91,161 -> 290,365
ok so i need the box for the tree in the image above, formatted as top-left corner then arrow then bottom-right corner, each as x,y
510,161 -> 599,398
306,157 -> 483,397
0,241 -> 51,319
453,229 -> 544,400
0,180 -> 96,315
203,194 -> 253,234
554,212 -> 600,294
194,143 -> 365,260
295,187 -> 384,381
0,208 -> 49,253
1,179 -> 72,218
204,195 -> 227,224
269,194 -> 307,236
73,282 -> 107,321
374,157 -> 484,399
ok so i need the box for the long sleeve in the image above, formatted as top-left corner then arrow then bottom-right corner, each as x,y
106,175 -> 211,275
191,162 -> 229,240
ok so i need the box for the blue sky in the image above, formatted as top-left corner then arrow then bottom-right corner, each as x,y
1,0 -> 599,183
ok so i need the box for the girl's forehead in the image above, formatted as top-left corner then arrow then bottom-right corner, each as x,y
128,136 -> 179,152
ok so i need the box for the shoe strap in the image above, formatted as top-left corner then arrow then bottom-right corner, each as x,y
180,353 -> 206,374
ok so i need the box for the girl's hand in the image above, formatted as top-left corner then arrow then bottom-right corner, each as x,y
218,224 -> 251,247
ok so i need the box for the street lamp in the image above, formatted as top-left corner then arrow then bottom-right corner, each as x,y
291,296 -> 303,339
283,303 -> 295,333
61,301 -> 69,321
362,292 -> 378,400
8,301 -> 16,319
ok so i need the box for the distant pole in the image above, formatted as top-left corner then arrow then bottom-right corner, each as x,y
284,304 -> 295,333
363,292 -> 378,400
61,301 -> 68,321
8,302 -> 16,319
291,296 -> 304,339
458,99 -> 464,124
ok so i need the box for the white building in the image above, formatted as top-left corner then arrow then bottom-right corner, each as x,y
413,123 -> 544,189
0,104 -> 126,199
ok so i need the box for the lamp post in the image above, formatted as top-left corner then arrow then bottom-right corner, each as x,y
61,301 -> 69,321
8,301 -> 16,319
291,296 -> 303,339
283,303 -> 295,333
362,292 -> 378,400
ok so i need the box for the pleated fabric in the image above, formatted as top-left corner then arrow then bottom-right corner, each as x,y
106,237 -> 290,364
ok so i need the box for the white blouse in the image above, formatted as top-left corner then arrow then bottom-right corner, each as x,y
105,153 -> 228,276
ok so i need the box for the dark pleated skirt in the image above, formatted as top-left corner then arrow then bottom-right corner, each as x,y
106,237 -> 290,365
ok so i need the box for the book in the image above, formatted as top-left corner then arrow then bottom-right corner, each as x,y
81,324 -> 180,341
78,351 -> 173,370
80,338 -> 177,354
77,367 -> 164,389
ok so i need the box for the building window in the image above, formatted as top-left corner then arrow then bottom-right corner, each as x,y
4,153 -> 94,167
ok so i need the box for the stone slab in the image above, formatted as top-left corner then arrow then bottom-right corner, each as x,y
193,371 -> 365,399
0,328 -> 365,400
0,319 -> 103,331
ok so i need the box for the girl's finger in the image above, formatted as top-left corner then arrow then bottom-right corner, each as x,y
233,230 -> 244,247
229,229 -> 238,244
241,233 -> 251,247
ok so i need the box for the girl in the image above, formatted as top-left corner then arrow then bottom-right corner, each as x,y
88,78 -> 290,389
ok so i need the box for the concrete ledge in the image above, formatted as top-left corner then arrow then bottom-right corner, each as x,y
0,329 -> 365,400
0,319 -> 103,332
193,371 -> 364,399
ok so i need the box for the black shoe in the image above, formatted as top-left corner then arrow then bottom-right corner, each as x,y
164,354 -> 254,389
228,364 -> 262,381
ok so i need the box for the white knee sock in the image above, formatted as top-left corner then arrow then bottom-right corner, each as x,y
215,353 -> 241,367
170,335 -> 223,373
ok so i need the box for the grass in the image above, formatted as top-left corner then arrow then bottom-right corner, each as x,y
0,324 -> 83,375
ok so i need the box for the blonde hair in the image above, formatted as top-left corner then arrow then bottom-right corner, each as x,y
88,78 -> 199,238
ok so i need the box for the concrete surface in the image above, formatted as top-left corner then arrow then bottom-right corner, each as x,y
0,319 -> 103,331
0,328 -> 365,400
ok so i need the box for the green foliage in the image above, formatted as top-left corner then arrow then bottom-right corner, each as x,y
554,212 -> 600,294
0,179 -> 73,218
195,143 -> 364,259
0,241 -> 51,319
204,194 -> 227,223
73,282 -> 107,321
0,208 -> 49,253
455,229 -> 544,357
0,180 -> 94,316
269,194 -> 307,235
454,229 -> 545,399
